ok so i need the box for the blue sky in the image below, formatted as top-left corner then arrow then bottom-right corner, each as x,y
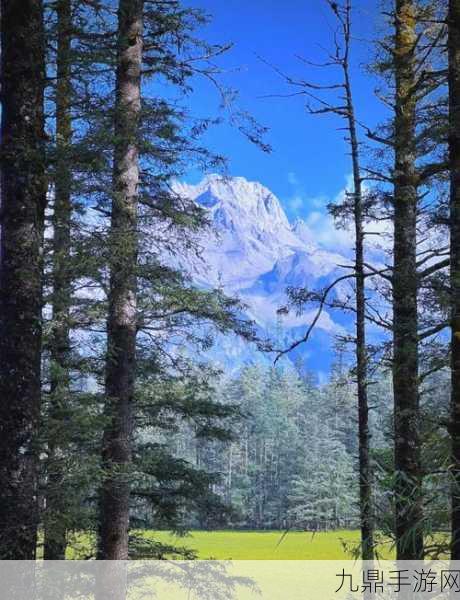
182,0 -> 388,222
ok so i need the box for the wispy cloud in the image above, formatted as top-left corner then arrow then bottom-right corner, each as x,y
288,194 -> 304,212
285,172 -> 323,216
304,210 -> 355,251
285,172 -> 392,256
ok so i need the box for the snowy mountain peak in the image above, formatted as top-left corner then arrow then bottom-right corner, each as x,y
175,174 -> 291,233
172,174 -> 350,372
174,175 -> 312,289
175,173 -> 345,297
292,218 -> 316,248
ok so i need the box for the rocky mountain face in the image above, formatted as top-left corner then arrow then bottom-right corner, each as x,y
174,175 -> 353,376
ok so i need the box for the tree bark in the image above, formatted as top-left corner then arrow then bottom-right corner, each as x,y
43,0 -> 73,561
449,0 -> 460,561
0,0 -> 46,560
340,0 -> 375,561
97,0 -> 143,560
392,0 -> 423,560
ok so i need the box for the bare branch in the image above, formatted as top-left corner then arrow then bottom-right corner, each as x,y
418,258 -> 450,280
274,273 -> 355,362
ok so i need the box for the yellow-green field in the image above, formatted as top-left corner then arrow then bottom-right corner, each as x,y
66,529 -> 396,560
143,530 -> 366,560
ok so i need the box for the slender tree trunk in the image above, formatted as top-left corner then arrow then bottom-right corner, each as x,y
392,0 -> 423,560
348,88 -> 374,562
449,0 -> 460,561
97,0 -> 143,560
43,0 -> 73,561
227,443 -> 233,504
0,0 -> 46,560
341,0 -> 374,561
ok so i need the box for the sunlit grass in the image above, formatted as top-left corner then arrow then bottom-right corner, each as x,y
142,529 -> 366,560
64,529 -> 398,560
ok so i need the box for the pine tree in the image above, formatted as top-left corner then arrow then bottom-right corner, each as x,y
0,0 -> 47,559
97,0 -> 144,560
449,0 -> 460,560
364,0 -> 449,558
43,0 -> 74,561
93,0 -> 260,558
325,0 -> 374,559
392,0 -> 423,560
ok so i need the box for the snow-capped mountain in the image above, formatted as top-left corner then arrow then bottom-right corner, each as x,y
174,175 -> 354,374
174,175 -> 306,289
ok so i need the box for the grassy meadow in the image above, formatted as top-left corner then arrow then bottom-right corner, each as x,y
64,529 -> 398,560
143,530 -> 366,560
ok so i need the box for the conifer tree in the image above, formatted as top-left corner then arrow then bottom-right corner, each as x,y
43,0 -> 74,561
97,0 -> 144,561
392,0 -> 424,560
363,0 -> 448,559
95,0 -> 262,559
449,0 -> 460,560
0,0 -> 47,559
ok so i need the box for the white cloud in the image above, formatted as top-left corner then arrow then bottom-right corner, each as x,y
285,173 -> 393,256
288,194 -> 304,212
286,171 -> 317,215
304,210 -> 355,252
310,195 -> 328,209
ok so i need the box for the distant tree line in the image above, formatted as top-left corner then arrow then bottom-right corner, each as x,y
173,361 -> 450,553
183,363 -> 361,532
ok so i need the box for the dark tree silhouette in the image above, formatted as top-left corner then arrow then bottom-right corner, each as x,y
0,0 -> 47,559
449,0 -> 460,561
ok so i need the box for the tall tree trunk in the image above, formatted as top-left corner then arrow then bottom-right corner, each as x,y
449,0 -> 460,561
340,0 -> 374,561
97,0 -> 143,560
43,0 -> 73,561
227,443 -> 233,504
0,0 -> 46,560
392,0 -> 423,560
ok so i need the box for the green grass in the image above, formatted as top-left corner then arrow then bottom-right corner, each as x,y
133,529 -> 393,560
66,529 -> 373,560
66,529 -> 453,560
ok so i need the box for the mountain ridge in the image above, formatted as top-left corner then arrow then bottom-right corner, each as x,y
174,174 -> 353,374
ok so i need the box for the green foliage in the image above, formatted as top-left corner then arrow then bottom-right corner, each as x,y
183,364 -> 361,531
